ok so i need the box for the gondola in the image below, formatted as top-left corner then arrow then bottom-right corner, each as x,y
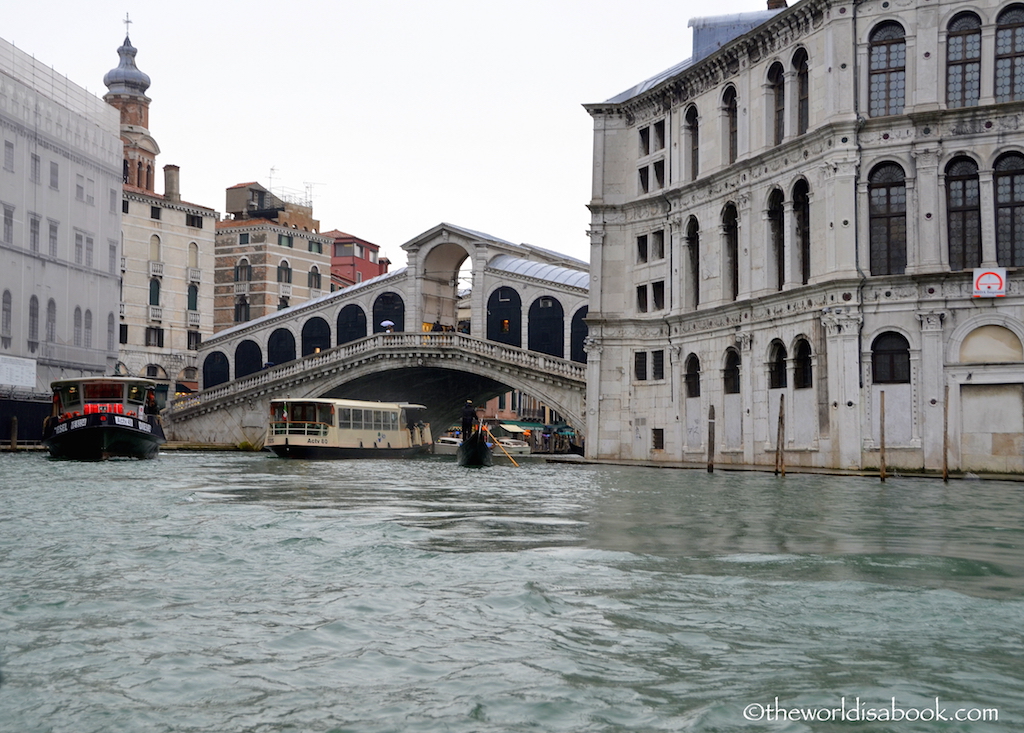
456,428 -> 492,467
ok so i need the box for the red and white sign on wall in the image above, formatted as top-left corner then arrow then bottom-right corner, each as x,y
973,268 -> 1007,297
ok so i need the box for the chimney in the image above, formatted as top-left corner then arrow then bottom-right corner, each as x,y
767,0 -> 788,8
163,164 -> 181,203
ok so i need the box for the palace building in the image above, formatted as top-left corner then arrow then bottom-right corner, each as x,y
584,0 -> 1024,472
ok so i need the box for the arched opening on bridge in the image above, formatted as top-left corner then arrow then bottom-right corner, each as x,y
268,328 -> 296,366
235,339 -> 263,378
487,286 -> 521,347
419,241 -> 469,332
302,317 -> 332,356
336,304 -> 367,345
372,292 -> 405,333
570,306 -> 589,363
528,296 -> 564,357
202,351 -> 230,388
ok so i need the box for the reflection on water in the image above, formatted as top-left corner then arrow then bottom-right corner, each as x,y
1,451 -> 1023,733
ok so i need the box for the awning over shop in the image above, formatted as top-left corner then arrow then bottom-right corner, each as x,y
500,423 -> 527,433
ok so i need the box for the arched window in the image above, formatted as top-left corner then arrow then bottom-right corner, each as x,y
337,304 -> 367,345
107,312 -> 115,352
188,242 -> 199,269
768,189 -> 785,291
996,5 -> 1024,103
685,354 -> 701,397
872,332 -> 911,383
29,295 -> 40,342
149,234 -> 161,262
768,341 -> 787,389
723,87 -> 738,163
149,278 -> 160,306
277,260 -> 292,284
793,179 -> 811,284
793,339 -> 813,389
724,349 -> 741,394
301,317 -> 332,356
234,258 -> 252,282
869,22 -> 907,117
46,299 -> 56,342
122,160 -> 129,185
202,351 -> 230,388
723,204 -> 739,300
794,49 -> 810,135
768,63 -> 785,146
73,307 -> 82,347
686,217 -> 700,309
995,152 -> 1024,267
187,284 -> 199,311
947,13 -> 981,108
685,105 -> 699,181
84,310 -> 92,349
235,340 -> 263,378
868,163 -> 907,275
308,266 -> 321,290
234,296 -> 250,323
946,157 -> 981,270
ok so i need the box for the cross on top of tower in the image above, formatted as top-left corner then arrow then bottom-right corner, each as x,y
123,13 -> 132,34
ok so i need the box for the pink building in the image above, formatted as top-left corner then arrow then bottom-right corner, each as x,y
324,230 -> 390,289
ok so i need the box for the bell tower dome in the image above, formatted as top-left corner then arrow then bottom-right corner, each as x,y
103,33 -> 160,192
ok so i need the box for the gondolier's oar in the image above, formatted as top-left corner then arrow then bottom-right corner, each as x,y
485,425 -> 519,467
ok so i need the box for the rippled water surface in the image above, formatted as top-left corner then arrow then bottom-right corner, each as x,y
2,451 -> 1023,732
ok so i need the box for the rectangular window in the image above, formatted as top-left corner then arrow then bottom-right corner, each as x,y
145,326 -> 164,348
150,206 -> 161,220
29,216 -> 40,253
85,236 -> 94,268
119,324 -> 128,345
639,126 -> 651,156
187,330 -> 201,350
49,161 -> 59,189
122,199 -> 129,214
653,120 -> 665,151
335,243 -> 353,257
75,232 -> 84,264
2,205 -> 13,244
186,213 -> 204,228
108,242 -> 118,274
652,349 -> 665,380
653,160 -> 665,189
638,166 -> 650,194
652,230 -> 665,260
239,232 -> 250,244
30,154 -> 40,183
86,178 -> 95,205
3,141 -> 13,171
110,189 -> 118,213
636,234 -> 648,263
76,174 -> 85,201
652,281 -> 665,310
636,284 -> 648,313
278,234 -> 293,247
634,351 -> 648,381
308,239 -> 322,254
48,221 -> 58,257
652,428 -> 665,450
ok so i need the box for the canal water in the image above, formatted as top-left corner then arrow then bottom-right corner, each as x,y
1,451 -> 1022,732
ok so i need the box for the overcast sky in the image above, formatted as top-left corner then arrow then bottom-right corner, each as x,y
7,0 -> 755,267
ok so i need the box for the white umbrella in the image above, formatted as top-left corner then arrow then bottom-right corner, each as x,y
380,320 -> 395,328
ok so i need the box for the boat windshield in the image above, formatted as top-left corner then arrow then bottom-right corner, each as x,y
83,382 -> 124,401
126,384 -> 146,404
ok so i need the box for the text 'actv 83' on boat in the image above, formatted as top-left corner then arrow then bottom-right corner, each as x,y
41,377 -> 166,460
266,398 -> 432,459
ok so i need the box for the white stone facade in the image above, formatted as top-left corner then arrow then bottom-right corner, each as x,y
585,0 -> 1024,472
0,37 -> 122,392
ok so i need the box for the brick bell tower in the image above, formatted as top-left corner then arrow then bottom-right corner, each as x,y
103,31 -> 159,192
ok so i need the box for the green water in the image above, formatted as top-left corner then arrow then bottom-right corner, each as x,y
1,452 -> 1021,731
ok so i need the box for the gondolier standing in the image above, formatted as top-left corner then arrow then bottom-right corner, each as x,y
461,399 -> 478,437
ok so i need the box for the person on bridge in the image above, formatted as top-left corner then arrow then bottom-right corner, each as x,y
461,400 -> 478,437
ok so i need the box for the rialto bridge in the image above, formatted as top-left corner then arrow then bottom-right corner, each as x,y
164,224 -> 590,447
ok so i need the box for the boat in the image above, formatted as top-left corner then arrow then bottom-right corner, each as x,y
456,428 -> 492,467
433,435 -> 461,456
266,398 -> 432,458
495,437 -> 531,456
41,377 -> 166,460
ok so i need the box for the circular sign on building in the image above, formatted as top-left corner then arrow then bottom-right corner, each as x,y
973,268 -> 1007,298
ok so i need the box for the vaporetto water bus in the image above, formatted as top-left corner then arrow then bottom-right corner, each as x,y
41,377 -> 166,460
266,398 -> 432,459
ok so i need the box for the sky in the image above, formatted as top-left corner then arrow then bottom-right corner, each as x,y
6,0 -> 756,268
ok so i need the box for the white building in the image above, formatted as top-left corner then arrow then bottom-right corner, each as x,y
0,36 -> 122,396
103,35 -> 217,399
585,0 -> 1024,473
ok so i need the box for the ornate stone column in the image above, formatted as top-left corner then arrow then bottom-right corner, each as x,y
917,310 -> 948,469
822,308 -> 863,469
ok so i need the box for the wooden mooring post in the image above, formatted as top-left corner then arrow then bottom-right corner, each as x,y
9,416 -> 18,452
879,390 -> 887,482
707,405 -> 715,473
774,393 -> 785,477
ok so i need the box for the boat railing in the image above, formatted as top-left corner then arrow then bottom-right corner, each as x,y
269,421 -> 329,437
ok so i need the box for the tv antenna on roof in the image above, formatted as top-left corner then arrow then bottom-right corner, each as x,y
303,181 -> 325,206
